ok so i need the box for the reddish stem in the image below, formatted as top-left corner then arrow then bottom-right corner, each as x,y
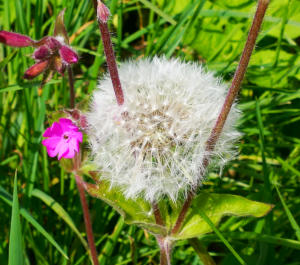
156,237 -> 172,265
75,175 -> 100,265
96,1 -> 124,106
171,0 -> 269,235
152,202 -> 165,226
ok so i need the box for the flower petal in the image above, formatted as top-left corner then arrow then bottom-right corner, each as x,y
57,142 -> 70,160
43,122 -> 63,137
59,45 -> 78,64
0,31 -> 33,47
24,60 -> 49,79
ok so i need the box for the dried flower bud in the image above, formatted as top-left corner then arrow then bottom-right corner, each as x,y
0,31 -> 33,47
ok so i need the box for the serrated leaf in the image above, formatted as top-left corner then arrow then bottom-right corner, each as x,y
86,181 -> 167,235
171,193 -> 273,240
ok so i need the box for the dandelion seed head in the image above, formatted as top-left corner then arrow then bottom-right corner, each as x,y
87,57 -> 240,202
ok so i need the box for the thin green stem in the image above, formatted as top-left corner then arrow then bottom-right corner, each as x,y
67,66 -> 75,109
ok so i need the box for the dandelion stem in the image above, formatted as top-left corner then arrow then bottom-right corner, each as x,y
171,0 -> 269,235
75,175 -> 100,265
152,202 -> 164,226
95,0 -> 124,106
156,237 -> 172,265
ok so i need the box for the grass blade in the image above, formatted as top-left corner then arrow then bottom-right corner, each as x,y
0,185 -> 69,260
275,185 -> 300,241
31,188 -> 89,251
8,173 -> 24,265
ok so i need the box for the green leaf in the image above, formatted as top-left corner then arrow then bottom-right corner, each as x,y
8,173 -> 24,265
0,185 -> 68,260
171,193 -> 273,240
86,181 -> 167,235
31,189 -> 89,251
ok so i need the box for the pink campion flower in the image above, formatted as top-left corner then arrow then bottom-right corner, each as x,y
42,118 -> 83,160
0,10 -> 78,85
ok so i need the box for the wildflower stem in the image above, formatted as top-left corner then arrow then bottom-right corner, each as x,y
171,0 -> 269,235
95,0 -> 124,105
156,237 -> 172,265
67,66 -> 75,109
75,175 -> 100,265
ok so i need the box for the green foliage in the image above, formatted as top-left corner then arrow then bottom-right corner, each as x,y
0,0 -> 300,264
87,180 -> 272,240
8,174 -> 24,265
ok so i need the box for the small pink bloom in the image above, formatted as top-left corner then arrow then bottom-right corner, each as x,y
42,118 -> 83,160
0,31 -> 33,47
59,45 -> 79,64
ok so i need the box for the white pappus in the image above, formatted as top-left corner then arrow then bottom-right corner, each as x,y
87,57 -> 241,202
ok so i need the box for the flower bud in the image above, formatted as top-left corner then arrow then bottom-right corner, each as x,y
0,31 -> 33,47
59,45 -> 78,64
33,46 -> 50,60
24,60 -> 49,79
97,1 -> 110,23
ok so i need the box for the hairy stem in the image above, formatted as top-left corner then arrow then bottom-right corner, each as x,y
157,237 -> 172,265
75,175 -> 100,265
171,0 -> 269,235
67,66 -> 99,265
95,0 -> 124,105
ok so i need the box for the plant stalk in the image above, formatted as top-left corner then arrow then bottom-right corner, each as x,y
152,202 -> 165,226
67,64 -> 99,265
171,0 -> 269,235
157,237 -> 172,265
75,175 -> 100,265
95,0 -> 124,105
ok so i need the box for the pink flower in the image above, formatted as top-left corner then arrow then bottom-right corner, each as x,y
42,118 -> 83,160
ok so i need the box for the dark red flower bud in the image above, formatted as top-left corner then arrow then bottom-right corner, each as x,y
0,31 -> 33,47
47,37 -> 62,51
97,1 -> 110,23
24,60 -> 49,79
33,46 -> 50,60
59,45 -> 78,64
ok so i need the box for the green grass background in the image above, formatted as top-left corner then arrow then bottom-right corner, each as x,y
1,0 -> 300,264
